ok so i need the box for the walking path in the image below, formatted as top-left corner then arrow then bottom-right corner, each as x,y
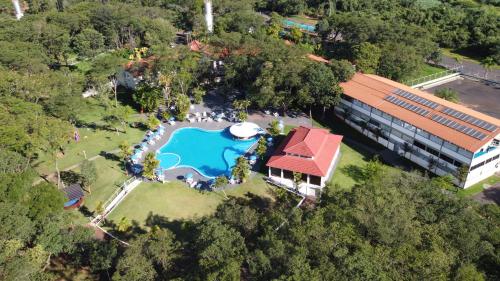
439,55 -> 500,83
91,177 -> 141,225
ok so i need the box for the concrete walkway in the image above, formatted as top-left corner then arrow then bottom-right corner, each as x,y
439,55 -> 500,83
91,177 -> 141,225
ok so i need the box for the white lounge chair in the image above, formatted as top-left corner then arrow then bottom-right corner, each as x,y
216,117 -> 222,122
273,112 -> 279,117
155,135 -> 161,140
148,139 -> 156,145
195,112 -> 201,117
188,118 -> 195,123
169,120 -> 176,126
197,117 -> 202,122
207,117 -> 213,122
189,181 -> 198,188
202,111 -> 207,117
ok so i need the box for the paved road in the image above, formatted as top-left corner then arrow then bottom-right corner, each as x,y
439,55 -> 500,83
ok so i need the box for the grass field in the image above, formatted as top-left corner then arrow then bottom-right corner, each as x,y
76,157 -> 130,213
287,15 -> 318,25
402,63 -> 447,84
33,99 -> 146,175
106,176 -> 275,226
457,175 -> 500,198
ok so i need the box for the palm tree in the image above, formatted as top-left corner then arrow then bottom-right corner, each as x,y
232,156 -> 251,183
143,152 -> 159,180
117,216 -> 131,232
480,57 -> 495,80
293,172 -> 303,190
255,137 -> 267,159
119,141 -> 132,161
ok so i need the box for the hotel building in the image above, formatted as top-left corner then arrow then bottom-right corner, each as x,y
337,73 -> 500,188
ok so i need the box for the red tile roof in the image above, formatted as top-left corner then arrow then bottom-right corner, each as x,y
340,73 -> 500,152
267,127 -> 343,177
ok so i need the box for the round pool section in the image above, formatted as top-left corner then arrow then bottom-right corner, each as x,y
156,127 -> 258,178
156,153 -> 181,170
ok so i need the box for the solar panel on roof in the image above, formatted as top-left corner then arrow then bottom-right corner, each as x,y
384,95 -> 430,116
431,114 -> 487,140
392,88 -> 439,109
440,107 -> 497,132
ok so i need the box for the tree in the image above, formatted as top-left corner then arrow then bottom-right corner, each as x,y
192,86 -> 205,104
329,59 -> 355,82
268,120 -> 281,136
480,57 -> 495,80
435,88 -> 459,103
353,42 -> 381,74
146,115 -> 161,130
40,24 -> 71,64
293,172 -> 303,189
103,106 -> 134,133
232,156 -> 251,183
80,159 -> 97,194
143,152 -> 159,180
117,217 -> 131,233
196,220 -> 247,281
255,137 -> 267,159
174,93 -> 191,120
289,26 -> 303,43
237,111 -> 248,121
214,176 -> 228,189
95,201 -> 104,216
91,54 -> 127,107
74,28 -> 105,58
455,165 -> 470,187
134,83 -> 162,113
233,99 -> 251,114
303,63 -> 341,119
455,264 -> 485,281
45,118 -> 73,188
119,141 -> 133,161
378,43 -> 422,81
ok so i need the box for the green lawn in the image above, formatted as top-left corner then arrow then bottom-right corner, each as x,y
106,176 -> 275,226
328,143 -> 372,189
33,99 -> 146,175
457,175 -> 500,198
402,63 -> 447,84
287,15 -> 318,25
75,157 -> 130,213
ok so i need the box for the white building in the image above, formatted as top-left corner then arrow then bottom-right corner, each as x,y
338,73 -> 500,188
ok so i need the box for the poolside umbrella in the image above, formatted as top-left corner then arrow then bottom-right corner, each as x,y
249,155 -> 257,161
185,173 -> 193,179
267,137 -> 273,142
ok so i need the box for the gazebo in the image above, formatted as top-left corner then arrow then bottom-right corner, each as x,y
229,122 -> 262,139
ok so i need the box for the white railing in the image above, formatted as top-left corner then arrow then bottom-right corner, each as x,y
403,68 -> 459,87
91,176 -> 139,225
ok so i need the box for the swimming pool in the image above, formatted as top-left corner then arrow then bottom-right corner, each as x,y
156,127 -> 258,178
283,19 -> 316,32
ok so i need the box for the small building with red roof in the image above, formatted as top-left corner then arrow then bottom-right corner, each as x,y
266,126 -> 343,196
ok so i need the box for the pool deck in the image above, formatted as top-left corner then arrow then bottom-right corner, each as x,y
134,99 -> 311,185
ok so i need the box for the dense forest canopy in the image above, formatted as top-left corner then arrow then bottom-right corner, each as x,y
0,0 -> 498,280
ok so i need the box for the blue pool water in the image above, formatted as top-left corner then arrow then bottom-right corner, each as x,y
156,128 -> 258,178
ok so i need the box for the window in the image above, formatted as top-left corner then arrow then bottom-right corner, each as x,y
402,134 -> 413,143
283,170 -> 293,180
382,112 -> 392,121
414,140 -> 426,150
458,148 -> 473,159
402,122 -> 416,132
353,99 -> 362,107
270,167 -> 281,177
429,134 -> 443,146
392,118 -> 403,127
426,146 -> 439,157
443,141 -> 458,152
440,153 -> 455,165
416,129 -> 429,139
471,162 -> 485,171
362,103 -> 371,111
309,175 -> 321,186
391,129 -> 403,139
372,108 -> 382,116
